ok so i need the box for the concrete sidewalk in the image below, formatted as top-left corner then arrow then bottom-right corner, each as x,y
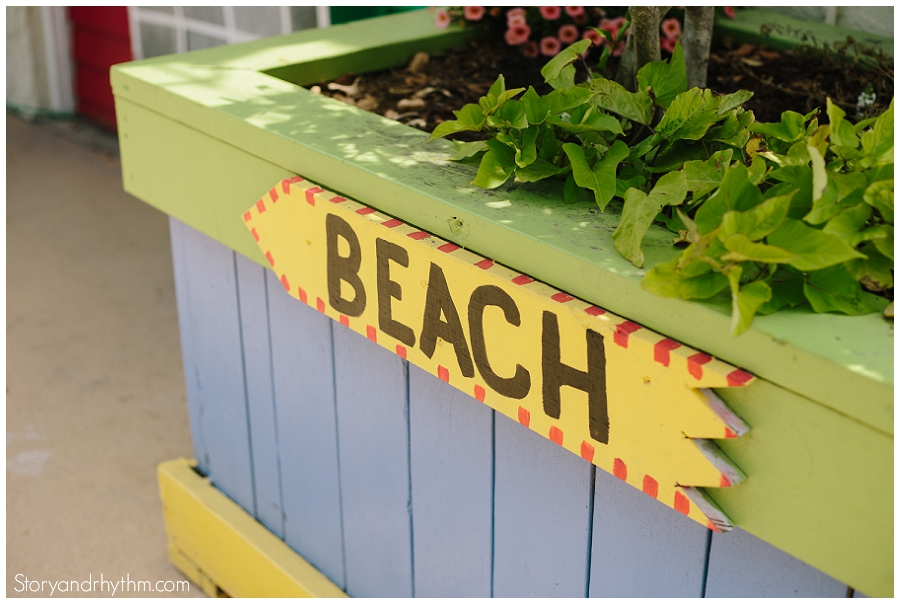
7,114 -> 204,598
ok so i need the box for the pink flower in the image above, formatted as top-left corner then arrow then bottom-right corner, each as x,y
660,35 -> 676,54
572,12 -> 587,25
539,6 -> 562,20
507,13 -> 527,27
582,28 -> 604,46
564,6 -> 585,17
504,23 -> 532,46
724,6 -> 736,18
540,36 -> 562,56
464,6 -> 485,21
599,16 -> 627,41
661,18 -> 681,40
506,7 -> 526,23
522,41 -> 539,58
558,24 -> 580,44
612,40 -> 626,57
435,8 -> 451,29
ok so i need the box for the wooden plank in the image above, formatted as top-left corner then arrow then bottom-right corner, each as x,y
589,467 -> 708,597
266,271 -> 345,588
172,219 -> 254,512
332,325 -> 412,597
158,458 -> 348,598
168,217 -> 209,475
408,365 -> 492,597
111,12 -> 893,434
705,527 -> 848,597
120,102 -> 893,596
492,412 -> 593,597
234,253 -> 283,536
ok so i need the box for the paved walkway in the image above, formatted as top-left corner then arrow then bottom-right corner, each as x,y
7,114 -> 204,598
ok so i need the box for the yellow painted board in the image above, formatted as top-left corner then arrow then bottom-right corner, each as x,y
243,176 -> 758,531
158,458 -> 348,598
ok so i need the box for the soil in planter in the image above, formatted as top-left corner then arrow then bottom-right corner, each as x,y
308,35 -> 893,132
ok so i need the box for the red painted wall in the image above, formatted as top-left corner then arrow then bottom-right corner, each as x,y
68,7 -> 132,130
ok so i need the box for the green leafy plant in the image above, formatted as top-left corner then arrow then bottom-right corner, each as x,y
428,41 -> 893,335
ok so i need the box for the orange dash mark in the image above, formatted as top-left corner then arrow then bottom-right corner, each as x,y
642,475 -> 658,499
549,426 -> 564,446
339,315 -> 349,328
251,228 -> 260,242
614,321 -> 641,348
382,219 -> 402,228
512,275 -> 534,285
356,206 -> 375,215
280,274 -> 290,292
653,338 -> 681,366
706,522 -> 722,533
517,406 -> 530,428
724,427 -> 738,439
727,369 -> 753,387
256,199 -> 266,213
475,259 -> 494,269
613,458 -> 627,481
438,242 -> 460,253
474,384 -> 486,402
395,345 -> 407,359
408,231 -> 429,240
265,251 -> 275,267
437,365 -> 450,383
580,441 -> 595,463
687,353 -> 712,380
329,196 -> 346,204
243,211 -> 252,222
585,305 -> 605,316
281,175 -> 303,194
551,292 -> 574,303
269,187 -> 278,203
366,325 -> 377,342
674,491 -> 690,516
297,288 -> 308,304
316,298 -> 325,313
720,475 -> 732,488
305,186 -> 323,206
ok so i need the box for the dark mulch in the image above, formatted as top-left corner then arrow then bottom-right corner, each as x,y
309,34 -> 893,132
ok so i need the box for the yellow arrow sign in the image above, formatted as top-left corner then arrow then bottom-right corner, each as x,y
243,176 -> 752,531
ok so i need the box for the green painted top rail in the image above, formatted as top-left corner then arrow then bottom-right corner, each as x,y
111,9 -> 893,435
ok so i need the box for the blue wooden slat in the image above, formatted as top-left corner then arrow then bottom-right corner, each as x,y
266,275 -> 346,588
333,325 -> 412,598
492,412 -> 593,597
171,219 -> 254,513
234,254 -> 283,536
705,527 -> 848,597
168,217 -> 209,475
409,365 -> 493,597
589,467 -> 708,597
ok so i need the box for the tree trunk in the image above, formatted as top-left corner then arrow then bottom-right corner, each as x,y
616,7 -> 670,91
683,7 -> 715,89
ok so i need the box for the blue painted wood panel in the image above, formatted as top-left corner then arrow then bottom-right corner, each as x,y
234,254 -> 283,537
705,527 -> 848,597
170,218 -> 254,513
492,412 -> 593,597
589,466 -> 708,597
266,273 -> 346,588
168,217 -> 209,475
409,365 -> 493,597
332,325 -> 413,598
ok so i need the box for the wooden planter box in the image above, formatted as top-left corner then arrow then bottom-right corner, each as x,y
112,9 -> 892,598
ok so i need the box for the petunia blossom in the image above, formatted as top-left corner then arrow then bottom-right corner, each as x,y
504,23 -> 532,46
558,24 -> 580,44
599,16 -> 627,41
661,17 -> 681,40
612,39 -> 626,57
464,6 -> 486,21
506,7 -> 526,23
539,6 -> 562,20
522,41 -> 539,58
564,6 -> 585,17
434,8 -> 451,29
540,36 -> 562,56
582,28 -> 603,46
660,35 -> 676,54
724,6 -> 736,18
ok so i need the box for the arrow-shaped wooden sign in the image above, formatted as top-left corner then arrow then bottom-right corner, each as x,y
243,175 -> 752,531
